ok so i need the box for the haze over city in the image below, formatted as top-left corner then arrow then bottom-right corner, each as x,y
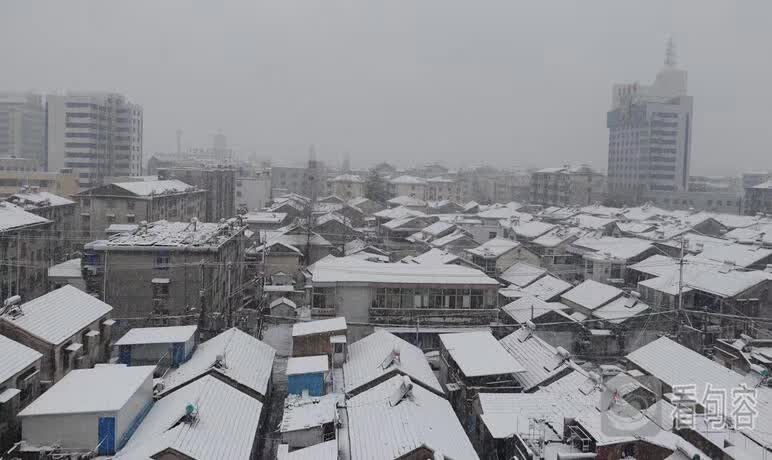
2,0 -> 771,173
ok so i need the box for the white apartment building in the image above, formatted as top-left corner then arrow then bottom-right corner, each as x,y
47,92 -> 143,188
0,92 -> 46,168
606,40 -> 692,205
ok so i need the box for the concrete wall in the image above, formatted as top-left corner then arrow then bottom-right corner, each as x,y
116,374 -> 154,447
337,286 -> 373,341
282,426 -> 324,450
22,411 -> 113,450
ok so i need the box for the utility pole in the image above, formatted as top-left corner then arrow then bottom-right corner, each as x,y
677,238 -> 685,338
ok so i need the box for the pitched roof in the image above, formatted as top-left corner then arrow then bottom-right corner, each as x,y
571,236 -> 654,260
346,375 -> 478,460
312,258 -> 497,286
286,355 -> 329,375
114,326 -> 197,346
561,280 -> 623,311
8,191 -> 74,208
439,332 -> 525,377
499,262 -> 546,287
0,202 -> 50,232
0,335 -> 42,384
19,365 -> 154,417
280,394 -> 339,433
501,296 -> 570,324
292,317 -> 347,337
1,285 -> 112,345
113,179 -> 197,196
511,220 -> 556,239
592,296 -> 650,324
387,175 -> 427,185
693,242 -> 772,268
499,327 -> 570,391
520,275 -> 573,300
343,329 -> 442,395
116,375 -> 262,460
162,328 -> 275,398
412,248 -> 460,265
466,238 -> 521,258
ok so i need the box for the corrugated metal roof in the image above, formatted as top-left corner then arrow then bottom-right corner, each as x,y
163,328 -> 275,398
292,317 -> 347,337
280,394 -> 339,433
19,365 -> 154,417
343,330 -> 442,395
0,334 -> 42,383
440,331 -> 525,377
499,328 -> 570,391
116,375 -> 262,459
114,325 -> 197,346
500,262 -> 546,287
1,285 -> 112,345
312,258 -> 497,286
347,375 -> 478,460
501,296 -> 570,324
521,275 -> 573,301
561,280 -> 623,311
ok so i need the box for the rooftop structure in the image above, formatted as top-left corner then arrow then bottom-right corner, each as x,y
311,258 -> 497,287
439,332 -> 524,377
114,325 -> 197,346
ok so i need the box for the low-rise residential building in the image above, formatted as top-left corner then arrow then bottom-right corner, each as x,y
348,196 -> 384,216
0,335 -> 43,450
113,325 -> 198,368
568,236 -> 657,284
0,202 -> 52,301
327,174 -> 365,199
159,165 -> 237,221
530,165 -> 605,207
235,167 -> 271,212
74,179 -> 206,238
292,317 -> 347,359
745,180 -> 772,215
280,394 -> 338,450
387,175 -> 428,199
465,238 -> 540,276
0,285 -> 113,385
311,258 -> 500,340
82,219 -> 246,324
6,189 -> 77,261
243,211 -> 290,231
17,365 -> 155,456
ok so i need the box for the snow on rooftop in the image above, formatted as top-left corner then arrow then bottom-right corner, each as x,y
499,262 -> 546,287
430,229 -> 473,248
501,296 -> 569,324
466,237 -> 521,258
511,220 -> 556,239
344,329 -> 442,395
420,220 -> 454,236
0,335 -> 42,384
47,258 -> 82,279
388,175 -> 427,185
243,211 -> 288,224
561,280 -> 623,311
292,317 -> 347,337
280,394 -> 339,433
531,226 -> 586,248
286,355 -> 329,375
692,242 -> 772,268
269,297 -> 297,310
572,236 -> 654,260
162,327 -> 275,398
116,375 -> 262,460
346,375 -> 478,460
19,365 -> 154,417
8,190 -> 74,208
412,248 -> 460,265
1,285 -> 112,345
109,179 -> 197,196
520,275 -> 573,301
330,173 -> 364,183
592,296 -> 650,324
312,258 -> 497,286
374,205 -> 428,220
387,195 -> 427,207
0,202 -> 50,231
114,325 -> 197,346
96,220 -> 243,249
499,327 -> 570,391
440,331 -> 525,377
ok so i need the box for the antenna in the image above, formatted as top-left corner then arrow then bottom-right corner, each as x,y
665,36 -> 676,67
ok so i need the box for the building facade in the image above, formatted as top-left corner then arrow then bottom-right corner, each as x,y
530,165 -> 606,207
0,202 -> 53,301
745,181 -> 772,215
327,174 -> 365,200
0,93 -> 46,169
5,190 -> 78,263
236,168 -> 271,212
607,41 -> 693,205
158,166 -> 236,221
46,92 -> 143,188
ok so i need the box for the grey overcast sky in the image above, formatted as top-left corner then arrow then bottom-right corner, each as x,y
1,1 -> 770,174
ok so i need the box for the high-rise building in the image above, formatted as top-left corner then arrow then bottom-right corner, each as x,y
606,39 -> 692,204
0,92 -> 46,168
46,92 -> 143,188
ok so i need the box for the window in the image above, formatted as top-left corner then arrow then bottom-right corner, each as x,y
127,201 -> 135,210
153,281 -> 170,298
155,253 -> 170,269
488,231 -> 497,239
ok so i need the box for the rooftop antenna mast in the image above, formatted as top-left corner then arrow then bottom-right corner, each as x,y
665,36 -> 677,68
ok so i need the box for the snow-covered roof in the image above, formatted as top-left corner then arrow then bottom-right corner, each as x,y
280,394 -> 339,433
344,330 -> 442,394
282,440 -> 338,460
499,327 -> 570,391
520,275 -> 573,300
381,215 -> 427,231
112,179 -> 197,196
347,375 -> 478,460
466,238 -> 521,258
8,190 -> 74,208
292,317 -> 347,337
561,280 -> 623,311
501,296 -> 570,324
243,211 -> 288,224
388,175 -> 427,185
374,206 -> 427,220
1,285 -> 112,345
430,229 -> 473,248
571,214 -> 617,230
692,242 -> 772,268
116,375 -> 262,460
419,221 -> 454,237
592,296 -> 650,324
387,195 -> 427,207
286,355 -> 329,376
0,335 -> 42,384
531,226 -> 586,248
312,258 -> 497,286
47,258 -> 82,279
92,220 -> 244,250
511,220 -> 556,239
499,262 -> 546,287
578,204 -> 622,218
162,328 -> 275,398
330,173 -> 364,183
0,202 -> 50,232
571,236 -> 654,260
477,203 -> 527,220
106,223 -> 139,234
114,325 -> 197,346
412,248 -> 460,265
269,297 -> 297,310
19,365 -> 154,417
440,331 -> 524,377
